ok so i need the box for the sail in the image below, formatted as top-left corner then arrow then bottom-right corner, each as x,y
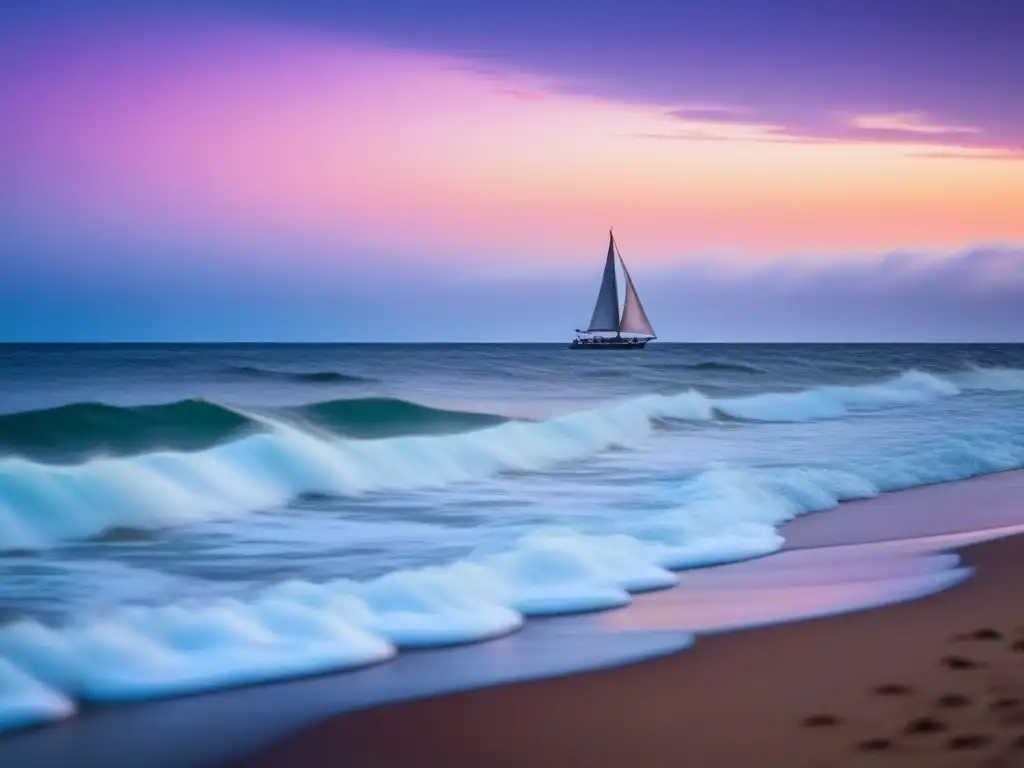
586,232 -> 620,332
618,256 -> 656,337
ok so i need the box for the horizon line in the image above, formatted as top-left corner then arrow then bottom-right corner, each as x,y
1,340 -> 1021,346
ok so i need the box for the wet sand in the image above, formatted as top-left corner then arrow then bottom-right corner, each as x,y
238,472 -> 1024,768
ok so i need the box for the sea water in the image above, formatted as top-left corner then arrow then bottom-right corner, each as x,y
0,342 -> 1023,732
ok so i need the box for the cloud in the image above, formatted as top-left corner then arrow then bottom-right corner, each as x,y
692,245 -> 1024,295
5,241 -> 1022,342
640,107 -> 1024,158
849,112 -> 979,136
905,149 -> 1024,162
639,246 -> 1024,341
635,122 -> 797,144
667,104 -> 749,120
468,244 -> 1024,343
495,86 -> 546,101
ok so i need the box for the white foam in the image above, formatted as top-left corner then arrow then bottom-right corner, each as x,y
0,366 -> 1021,732
717,369 -> 960,422
2,431 -> 1023,732
0,657 -> 76,733
2,367 -> 1020,552
0,453 -> 985,734
951,366 -> 1024,392
0,599 -> 395,703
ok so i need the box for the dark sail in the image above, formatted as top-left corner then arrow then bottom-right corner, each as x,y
586,231 -> 620,332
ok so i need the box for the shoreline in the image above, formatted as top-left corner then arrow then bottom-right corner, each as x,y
238,471 -> 1024,768
2,470 -> 1024,767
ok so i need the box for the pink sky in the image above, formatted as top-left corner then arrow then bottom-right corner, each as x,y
3,17 -> 1024,268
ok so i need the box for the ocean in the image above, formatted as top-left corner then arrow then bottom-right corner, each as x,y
1,342 -> 1023,736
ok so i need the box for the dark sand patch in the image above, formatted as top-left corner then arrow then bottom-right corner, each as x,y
803,714 -> 841,727
873,683 -> 913,696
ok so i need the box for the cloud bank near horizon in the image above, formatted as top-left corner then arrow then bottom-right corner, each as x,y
3,244 -> 1021,342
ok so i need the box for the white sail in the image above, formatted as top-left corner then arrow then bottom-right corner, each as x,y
587,233 -> 620,332
617,254 -> 656,338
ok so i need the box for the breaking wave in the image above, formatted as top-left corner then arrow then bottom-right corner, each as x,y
0,366 -> 1023,731
0,400 -> 256,461
0,368 -> 1022,551
0,453 -> 1015,733
0,398 -> 509,461
299,397 -> 508,438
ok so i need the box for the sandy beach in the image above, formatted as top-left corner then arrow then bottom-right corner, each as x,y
237,472 -> 1024,768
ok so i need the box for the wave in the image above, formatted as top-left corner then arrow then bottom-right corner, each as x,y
227,365 -> 377,385
0,453 -> 1013,734
0,398 -> 509,461
1,366 -> 1022,732
299,397 -> 508,438
0,400 -> 256,461
0,368 -> 1022,552
6,366 -> 1020,463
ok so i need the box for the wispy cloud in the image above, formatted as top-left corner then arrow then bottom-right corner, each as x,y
638,107 -> 1024,158
636,121 -> 797,144
495,86 -> 546,101
906,149 -> 1024,162
849,112 -> 980,136
667,103 -> 749,120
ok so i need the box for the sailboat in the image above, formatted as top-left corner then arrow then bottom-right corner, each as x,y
570,229 -> 657,349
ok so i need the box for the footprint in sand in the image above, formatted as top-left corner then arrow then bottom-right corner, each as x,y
802,714 -> 841,727
935,693 -> 972,709
971,628 -> 1004,641
904,717 -> 946,735
954,628 -> 1004,642
872,683 -> 912,696
941,654 -> 984,670
946,733 -> 993,750
989,697 -> 1019,711
856,738 -> 892,752
987,696 -> 1024,728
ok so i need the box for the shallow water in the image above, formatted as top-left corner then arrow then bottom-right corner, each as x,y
0,342 -> 1023,732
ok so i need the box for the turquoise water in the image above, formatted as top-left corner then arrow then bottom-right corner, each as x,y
0,343 -> 1023,732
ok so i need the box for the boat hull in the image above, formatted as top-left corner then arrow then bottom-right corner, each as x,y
569,338 -> 650,350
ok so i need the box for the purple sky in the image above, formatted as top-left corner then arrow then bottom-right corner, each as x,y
10,0 -> 1017,150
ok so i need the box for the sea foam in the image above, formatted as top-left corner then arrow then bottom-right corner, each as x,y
0,368 -> 1022,551
0,657 -> 76,733
2,438 -> 1023,733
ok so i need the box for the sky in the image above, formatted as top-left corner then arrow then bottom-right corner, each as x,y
1,0 -> 1022,341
